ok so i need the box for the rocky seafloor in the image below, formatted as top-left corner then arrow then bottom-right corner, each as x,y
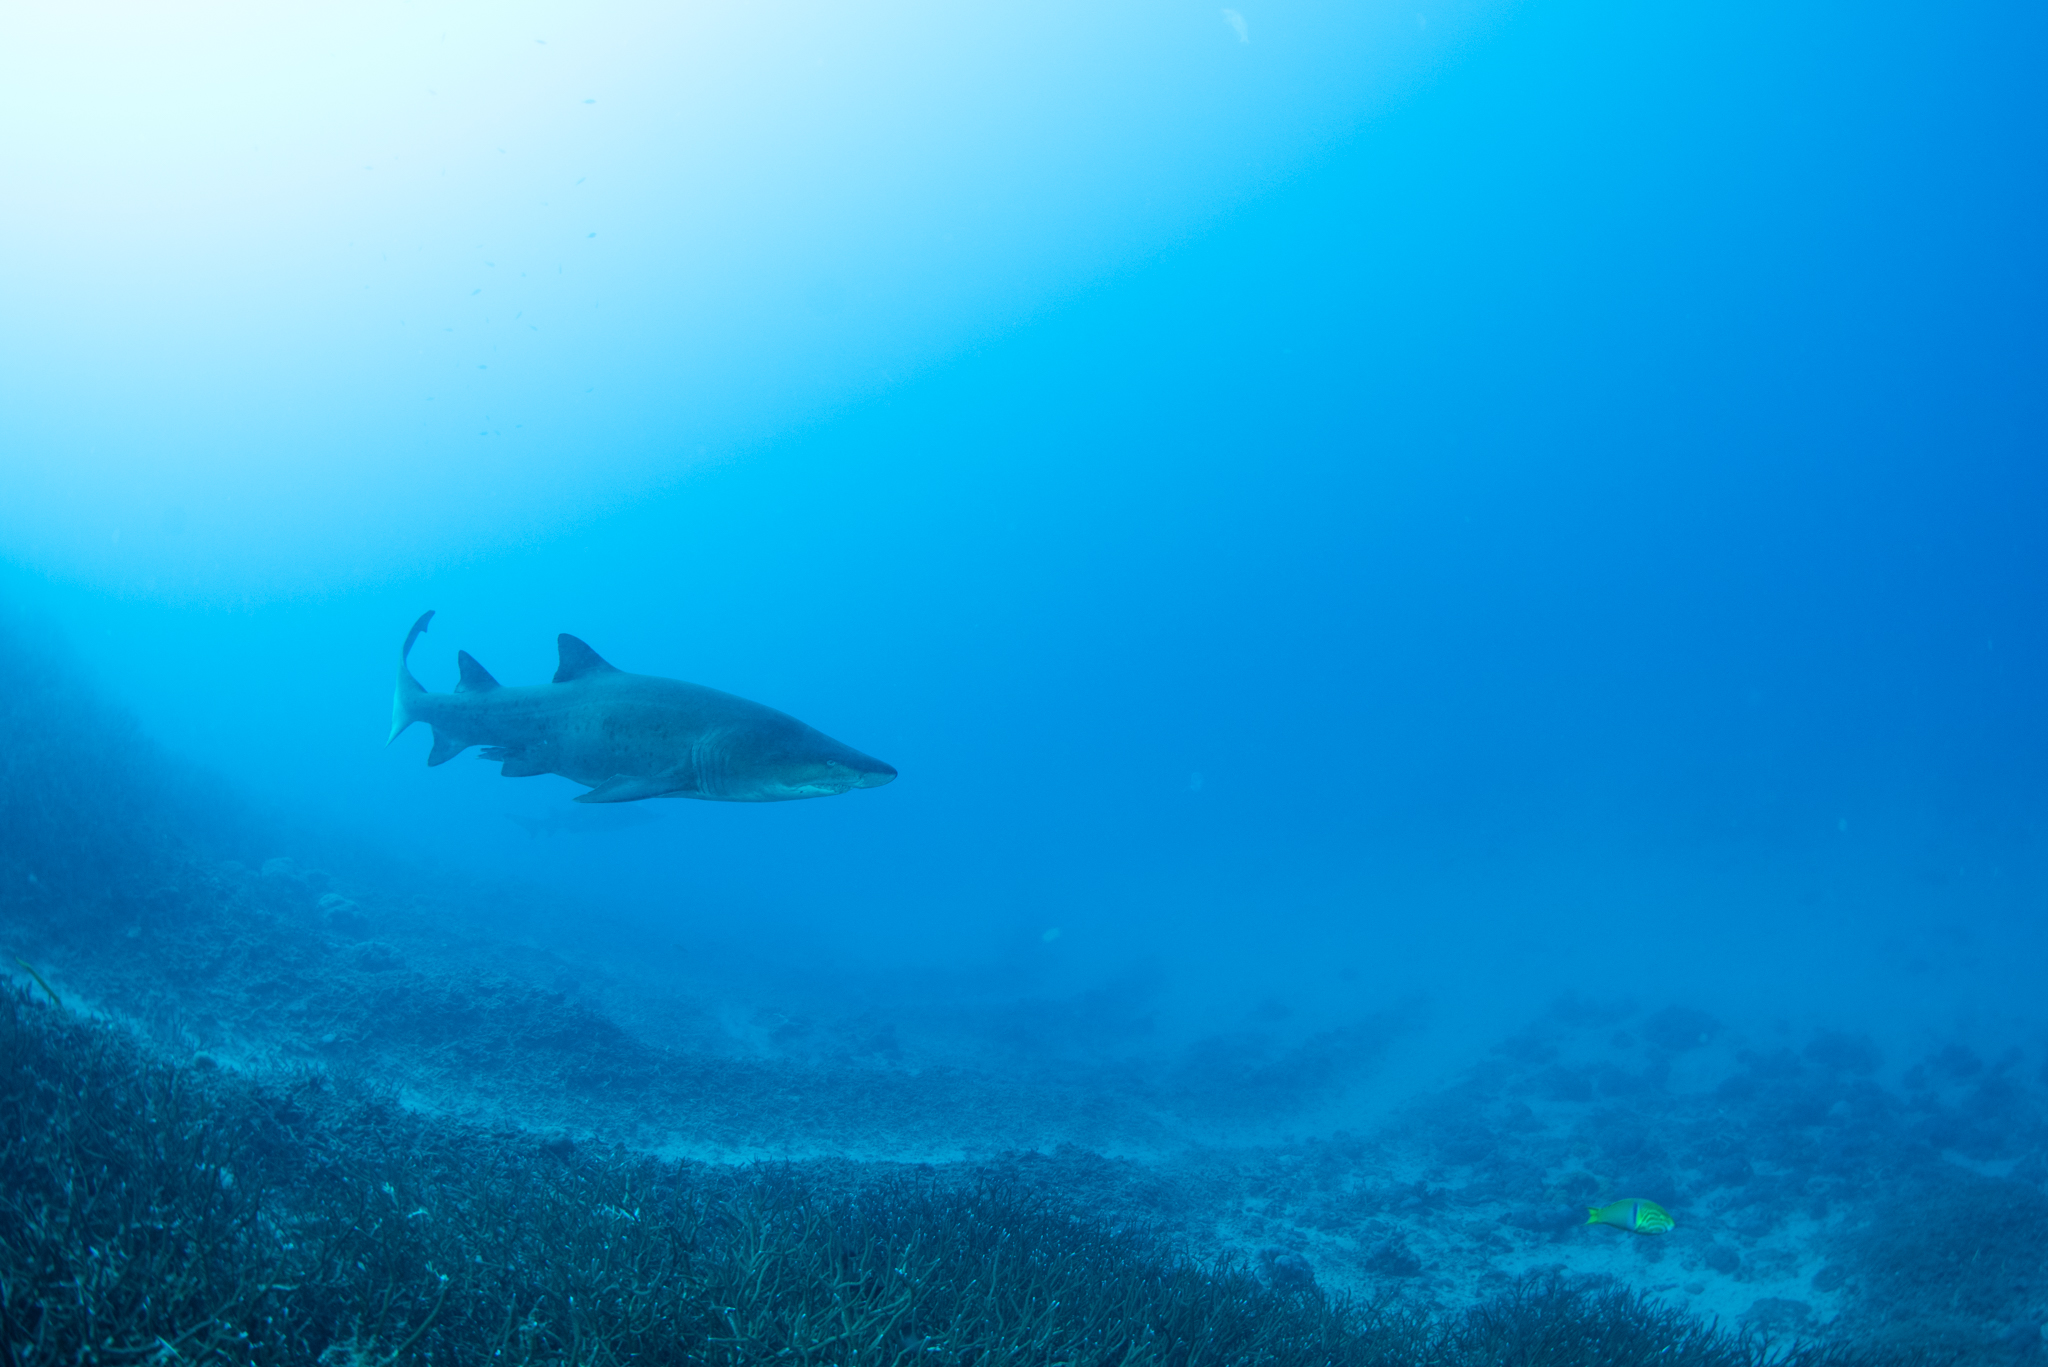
3,837 -> 2044,1364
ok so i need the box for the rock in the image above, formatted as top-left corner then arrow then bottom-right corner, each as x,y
1705,1242 -> 1741,1275
1744,1298 -> 1813,1330
1805,1031 -> 1882,1075
351,942 -> 403,973
1642,1007 -> 1720,1052
1504,1206 -> 1571,1234
1260,1248 -> 1315,1291
1364,1239 -> 1422,1277
320,894 -> 372,939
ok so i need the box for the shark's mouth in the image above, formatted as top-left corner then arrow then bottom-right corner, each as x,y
806,759 -> 897,795
787,769 -> 894,798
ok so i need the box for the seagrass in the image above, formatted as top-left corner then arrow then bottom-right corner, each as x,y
0,989 -> 1916,1367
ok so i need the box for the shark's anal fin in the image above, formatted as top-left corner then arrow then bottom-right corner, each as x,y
554,634 -> 622,683
575,771 -> 690,803
427,728 -> 469,767
457,650 -> 502,693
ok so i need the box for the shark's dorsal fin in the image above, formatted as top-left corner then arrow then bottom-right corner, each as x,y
554,634 -> 620,683
456,650 -> 502,693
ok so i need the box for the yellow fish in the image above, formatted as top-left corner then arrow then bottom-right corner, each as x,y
1587,1198 -> 1674,1235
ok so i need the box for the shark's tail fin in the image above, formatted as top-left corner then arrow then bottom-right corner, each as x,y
388,610 -> 435,743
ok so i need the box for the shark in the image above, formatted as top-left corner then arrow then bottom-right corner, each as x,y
387,611 -> 897,803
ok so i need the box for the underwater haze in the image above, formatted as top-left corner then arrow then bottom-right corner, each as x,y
6,0 -> 2048,1356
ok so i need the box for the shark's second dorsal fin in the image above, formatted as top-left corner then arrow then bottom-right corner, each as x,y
456,650 -> 502,693
554,634 -> 620,683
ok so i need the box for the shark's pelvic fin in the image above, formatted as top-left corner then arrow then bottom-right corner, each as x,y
427,728 -> 469,767
456,650 -> 502,693
388,609 -> 435,743
554,634 -> 621,684
482,745 -> 550,778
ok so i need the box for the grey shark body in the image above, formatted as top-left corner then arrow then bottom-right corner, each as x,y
387,611 -> 897,804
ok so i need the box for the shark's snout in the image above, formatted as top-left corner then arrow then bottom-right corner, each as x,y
821,752 -> 895,792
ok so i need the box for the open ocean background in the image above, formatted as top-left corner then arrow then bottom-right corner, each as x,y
4,0 -> 2047,1358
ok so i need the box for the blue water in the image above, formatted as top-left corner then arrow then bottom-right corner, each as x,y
4,0 -> 2046,1339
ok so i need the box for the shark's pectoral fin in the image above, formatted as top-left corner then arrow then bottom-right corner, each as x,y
575,771 -> 693,804
426,728 -> 470,767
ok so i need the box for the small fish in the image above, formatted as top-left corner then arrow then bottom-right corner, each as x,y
1587,1198 -> 1674,1235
